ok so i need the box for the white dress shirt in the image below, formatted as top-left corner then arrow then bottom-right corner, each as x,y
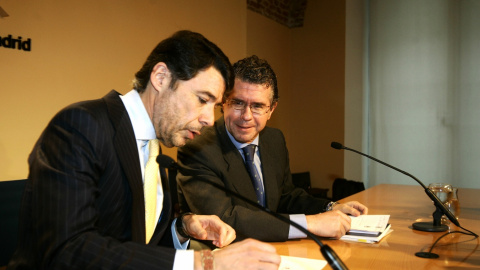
121,90 -> 192,269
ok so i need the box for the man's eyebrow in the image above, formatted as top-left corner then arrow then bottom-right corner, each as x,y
231,98 -> 267,106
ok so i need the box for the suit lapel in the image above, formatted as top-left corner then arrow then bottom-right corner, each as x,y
258,134 -> 279,210
103,90 -> 146,243
216,119 -> 260,205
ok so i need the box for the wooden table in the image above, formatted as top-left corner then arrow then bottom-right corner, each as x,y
271,184 -> 480,269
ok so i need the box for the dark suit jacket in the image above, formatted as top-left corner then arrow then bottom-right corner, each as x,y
177,118 -> 329,242
8,91 -> 176,269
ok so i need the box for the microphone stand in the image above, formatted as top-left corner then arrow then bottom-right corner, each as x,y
157,154 -> 349,270
330,142 -> 459,232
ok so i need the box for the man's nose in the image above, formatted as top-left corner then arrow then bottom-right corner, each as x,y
240,105 -> 254,120
199,105 -> 215,126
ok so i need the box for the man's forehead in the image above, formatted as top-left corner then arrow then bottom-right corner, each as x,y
190,66 -> 225,101
230,81 -> 273,101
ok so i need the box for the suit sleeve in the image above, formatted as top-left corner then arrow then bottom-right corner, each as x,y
269,132 -> 330,216
10,104 -> 176,270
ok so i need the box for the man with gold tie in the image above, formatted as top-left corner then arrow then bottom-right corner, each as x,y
8,31 -> 280,270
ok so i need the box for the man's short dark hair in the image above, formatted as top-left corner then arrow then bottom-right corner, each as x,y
232,55 -> 279,104
133,30 -> 233,94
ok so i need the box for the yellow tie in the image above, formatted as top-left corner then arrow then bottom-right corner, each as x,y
144,139 -> 159,243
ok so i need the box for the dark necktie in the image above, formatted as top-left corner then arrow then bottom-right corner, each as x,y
242,144 -> 265,207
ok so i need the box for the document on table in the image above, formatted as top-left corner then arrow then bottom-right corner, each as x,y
348,215 -> 390,235
341,224 -> 393,243
280,255 -> 327,270
340,215 -> 393,243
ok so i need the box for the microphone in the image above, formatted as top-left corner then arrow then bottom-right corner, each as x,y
331,141 -> 462,258
330,142 -> 460,228
157,154 -> 349,270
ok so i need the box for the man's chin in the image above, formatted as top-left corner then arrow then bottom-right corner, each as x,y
232,134 -> 255,144
171,137 -> 189,148
174,141 -> 187,147
160,141 -> 174,148
157,136 -> 176,148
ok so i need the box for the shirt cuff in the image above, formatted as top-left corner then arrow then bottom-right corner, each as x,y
171,219 -> 193,269
172,218 -> 190,249
173,249 -> 194,270
288,214 -> 308,239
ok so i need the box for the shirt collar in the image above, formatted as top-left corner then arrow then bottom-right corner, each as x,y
120,90 -> 156,141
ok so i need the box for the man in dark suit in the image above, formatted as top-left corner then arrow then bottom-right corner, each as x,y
177,55 -> 368,242
8,32 -> 280,270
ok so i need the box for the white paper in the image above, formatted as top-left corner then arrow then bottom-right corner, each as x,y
279,255 -> 328,270
349,215 -> 390,233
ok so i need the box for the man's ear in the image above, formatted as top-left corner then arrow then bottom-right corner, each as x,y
150,62 -> 170,91
266,101 -> 278,120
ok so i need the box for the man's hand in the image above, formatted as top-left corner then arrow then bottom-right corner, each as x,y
180,214 -> 236,248
194,239 -> 281,270
305,201 -> 368,239
306,210 -> 351,239
333,201 -> 368,216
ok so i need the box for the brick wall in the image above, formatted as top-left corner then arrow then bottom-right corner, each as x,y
247,0 -> 308,28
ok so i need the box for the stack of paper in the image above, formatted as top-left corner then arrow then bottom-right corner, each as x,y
340,215 -> 393,243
